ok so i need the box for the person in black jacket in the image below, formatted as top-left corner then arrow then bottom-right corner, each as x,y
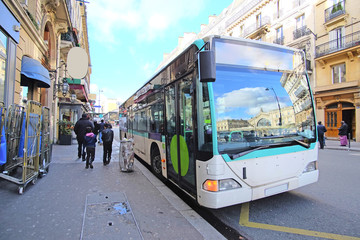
74,113 -> 94,160
338,121 -> 348,146
317,121 -> 327,149
101,123 -> 114,165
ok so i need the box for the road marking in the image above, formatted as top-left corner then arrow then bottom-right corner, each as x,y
239,202 -> 360,240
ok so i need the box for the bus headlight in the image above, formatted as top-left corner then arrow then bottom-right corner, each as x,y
203,179 -> 241,192
303,161 -> 318,173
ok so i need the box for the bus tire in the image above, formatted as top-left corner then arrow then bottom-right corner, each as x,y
151,147 -> 162,178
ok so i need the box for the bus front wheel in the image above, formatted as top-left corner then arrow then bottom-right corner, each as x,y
151,150 -> 162,178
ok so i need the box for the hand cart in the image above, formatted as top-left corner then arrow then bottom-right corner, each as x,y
0,101 -> 42,194
119,138 -> 134,172
39,106 -> 51,177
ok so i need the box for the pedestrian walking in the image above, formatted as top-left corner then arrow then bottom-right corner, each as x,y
74,113 -> 94,160
98,119 -> 105,145
101,123 -> 114,165
84,127 -> 97,169
338,121 -> 348,146
93,120 -> 99,136
317,121 -> 327,149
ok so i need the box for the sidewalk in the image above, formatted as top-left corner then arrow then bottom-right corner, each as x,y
0,138 -> 225,240
323,139 -> 360,152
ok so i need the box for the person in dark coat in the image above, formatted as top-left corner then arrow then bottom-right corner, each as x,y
74,113 -> 94,160
93,120 -> 100,136
317,121 -> 327,149
338,121 -> 348,146
98,119 -> 105,144
101,123 -> 114,165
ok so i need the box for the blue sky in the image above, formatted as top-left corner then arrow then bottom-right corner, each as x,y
86,0 -> 233,105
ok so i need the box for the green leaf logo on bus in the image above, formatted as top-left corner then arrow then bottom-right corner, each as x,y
170,135 -> 189,176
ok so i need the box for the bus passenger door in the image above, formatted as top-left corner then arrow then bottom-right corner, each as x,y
165,76 -> 196,196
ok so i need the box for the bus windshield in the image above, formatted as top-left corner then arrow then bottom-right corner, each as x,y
213,38 -> 316,155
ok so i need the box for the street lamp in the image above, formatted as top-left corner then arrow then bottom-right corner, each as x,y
98,89 -> 104,113
51,77 -> 69,99
266,87 -> 282,126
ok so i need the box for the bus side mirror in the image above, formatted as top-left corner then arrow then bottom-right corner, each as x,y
198,50 -> 216,82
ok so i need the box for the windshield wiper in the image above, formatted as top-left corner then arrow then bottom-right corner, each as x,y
230,145 -> 270,159
290,138 -> 310,148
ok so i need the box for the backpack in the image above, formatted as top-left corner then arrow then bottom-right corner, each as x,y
101,129 -> 113,143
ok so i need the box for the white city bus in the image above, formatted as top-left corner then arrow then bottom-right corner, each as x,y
119,36 -> 318,209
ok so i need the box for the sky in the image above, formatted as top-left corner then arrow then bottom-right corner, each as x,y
86,0 -> 233,106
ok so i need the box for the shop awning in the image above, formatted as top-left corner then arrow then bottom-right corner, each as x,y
20,56 -> 51,88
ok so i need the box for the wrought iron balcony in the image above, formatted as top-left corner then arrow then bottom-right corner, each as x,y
243,16 -> 271,38
273,36 -> 284,45
315,30 -> 360,58
61,28 -> 78,46
325,0 -> 345,22
293,26 -> 310,40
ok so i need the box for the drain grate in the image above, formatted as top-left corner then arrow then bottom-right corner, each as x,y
80,192 -> 143,240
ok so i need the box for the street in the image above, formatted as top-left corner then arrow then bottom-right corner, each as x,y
207,149 -> 360,240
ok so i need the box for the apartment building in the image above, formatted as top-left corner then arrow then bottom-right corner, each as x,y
314,0 -> 360,141
0,0 -> 91,143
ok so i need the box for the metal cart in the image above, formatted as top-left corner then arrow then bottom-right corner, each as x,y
39,106 -> 51,177
0,101 -> 42,194
3,104 -> 25,173
119,138 -> 134,172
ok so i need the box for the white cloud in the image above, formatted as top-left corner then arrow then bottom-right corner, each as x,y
216,87 -> 288,117
87,0 -> 204,43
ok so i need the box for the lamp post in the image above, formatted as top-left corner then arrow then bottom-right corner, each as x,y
98,89 -> 103,113
266,87 -> 282,126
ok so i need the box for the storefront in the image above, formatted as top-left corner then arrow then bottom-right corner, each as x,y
315,90 -> 360,141
58,102 -> 86,139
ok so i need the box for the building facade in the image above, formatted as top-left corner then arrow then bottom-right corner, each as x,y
314,0 -> 360,141
0,0 -> 91,143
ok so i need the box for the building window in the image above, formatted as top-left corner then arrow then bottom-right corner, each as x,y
275,26 -> 284,44
256,13 -> 262,28
332,63 -> 346,84
329,27 -> 344,50
277,0 -> 281,18
296,15 -> 305,30
0,30 -> 7,102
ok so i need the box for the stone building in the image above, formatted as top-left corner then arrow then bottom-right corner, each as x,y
313,0 -> 360,141
0,0 -> 91,143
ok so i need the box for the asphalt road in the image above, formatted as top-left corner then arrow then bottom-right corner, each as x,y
208,149 -> 360,240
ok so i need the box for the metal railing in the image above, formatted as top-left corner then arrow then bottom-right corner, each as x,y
293,25 -> 310,40
316,30 -> 360,58
273,36 -> 284,45
325,0 -> 345,22
243,16 -> 270,37
226,0 -> 263,27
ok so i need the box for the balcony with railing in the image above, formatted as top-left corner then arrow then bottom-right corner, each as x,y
315,31 -> 360,58
293,26 -> 310,40
273,36 -> 284,45
243,16 -> 271,38
325,0 -> 345,23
